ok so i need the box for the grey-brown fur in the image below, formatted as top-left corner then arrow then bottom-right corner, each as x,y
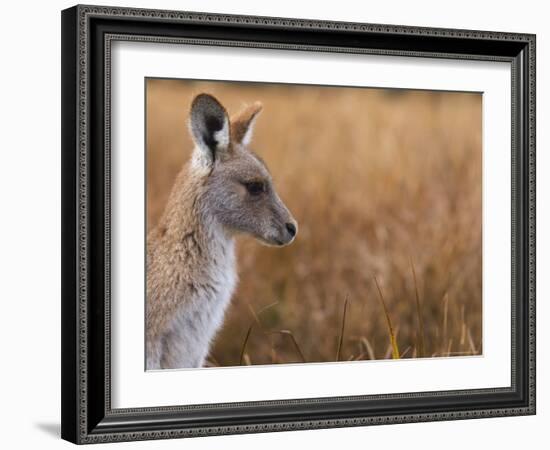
146,94 -> 297,369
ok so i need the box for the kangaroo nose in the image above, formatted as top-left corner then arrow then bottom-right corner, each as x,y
285,222 -> 297,238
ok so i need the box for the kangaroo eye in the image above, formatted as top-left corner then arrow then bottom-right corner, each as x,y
244,181 -> 265,196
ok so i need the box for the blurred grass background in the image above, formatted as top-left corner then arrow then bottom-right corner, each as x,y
146,78 -> 482,366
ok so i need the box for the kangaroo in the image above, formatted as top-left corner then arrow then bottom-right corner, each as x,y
146,93 -> 297,370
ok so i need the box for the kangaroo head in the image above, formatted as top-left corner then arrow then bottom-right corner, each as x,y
188,93 -> 297,247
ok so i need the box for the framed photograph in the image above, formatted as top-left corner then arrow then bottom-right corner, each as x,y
61,4 -> 536,444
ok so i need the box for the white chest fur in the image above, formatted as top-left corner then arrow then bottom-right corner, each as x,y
162,240 -> 237,368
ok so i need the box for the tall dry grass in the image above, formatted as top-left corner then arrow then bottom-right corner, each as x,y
146,78 -> 482,366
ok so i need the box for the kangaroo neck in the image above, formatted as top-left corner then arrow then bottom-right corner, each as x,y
155,167 -> 235,268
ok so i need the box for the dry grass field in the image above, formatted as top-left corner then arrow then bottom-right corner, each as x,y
146,78 -> 482,366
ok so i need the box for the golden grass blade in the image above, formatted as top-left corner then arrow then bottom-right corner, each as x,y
271,341 -> 278,364
467,329 -> 477,355
247,301 -> 279,331
442,292 -> 449,355
361,337 -> 376,360
247,303 -> 262,328
374,276 -> 400,359
239,325 -> 254,366
272,330 -> 306,363
336,296 -> 349,361
245,301 -> 281,364
446,338 -> 453,357
460,305 -> 466,347
409,257 -> 425,357
257,301 -> 279,315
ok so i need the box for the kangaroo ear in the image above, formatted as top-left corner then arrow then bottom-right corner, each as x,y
231,102 -> 263,146
189,94 -> 230,165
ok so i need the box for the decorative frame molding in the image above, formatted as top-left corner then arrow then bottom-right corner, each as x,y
61,4 -> 536,444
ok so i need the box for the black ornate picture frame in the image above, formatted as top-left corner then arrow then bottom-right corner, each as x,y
61,4 -> 536,444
